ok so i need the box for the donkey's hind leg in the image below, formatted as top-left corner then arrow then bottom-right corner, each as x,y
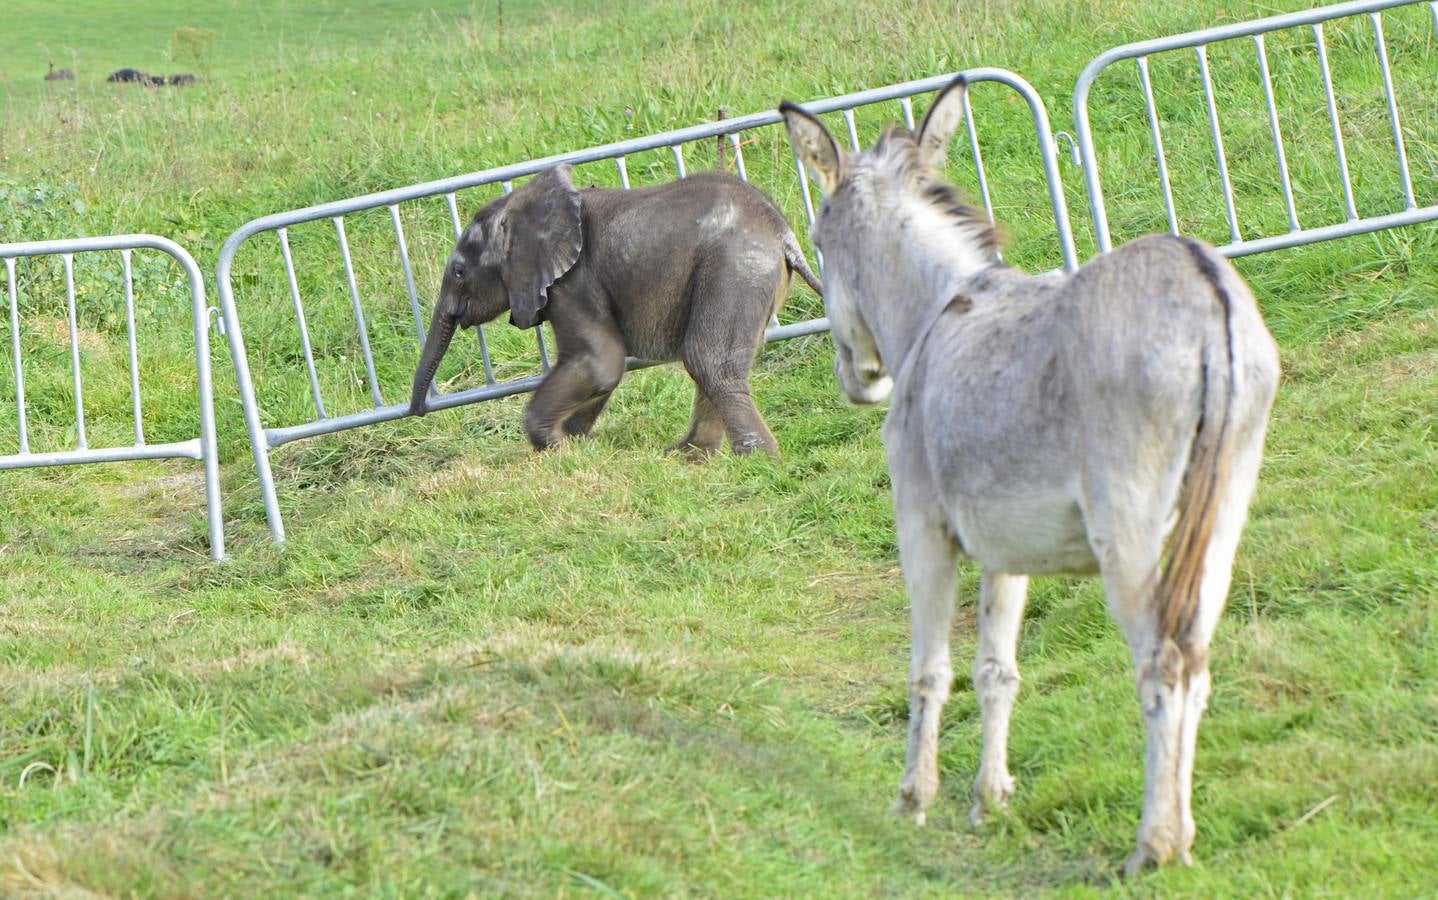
1088,511 -> 1184,874
1173,431 -> 1267,864
891,503 -> 961,826
969,571 -> 1028,826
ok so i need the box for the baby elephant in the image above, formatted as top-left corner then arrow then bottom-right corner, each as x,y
409,165 -> 819,455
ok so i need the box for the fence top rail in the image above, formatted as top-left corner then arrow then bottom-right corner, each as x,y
0,233 -> 199,265
1074,0 -> 1421,101
215,68 -> 1045,266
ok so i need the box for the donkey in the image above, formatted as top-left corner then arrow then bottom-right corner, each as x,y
781,76 -> 1279,873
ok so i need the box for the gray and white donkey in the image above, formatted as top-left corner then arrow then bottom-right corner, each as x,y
781,76 -> 1279,873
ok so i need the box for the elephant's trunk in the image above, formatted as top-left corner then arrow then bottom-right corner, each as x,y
409,307 -> 458,417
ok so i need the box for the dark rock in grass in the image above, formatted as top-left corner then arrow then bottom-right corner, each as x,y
106,68 -> 198,87
107,68 -> 151,83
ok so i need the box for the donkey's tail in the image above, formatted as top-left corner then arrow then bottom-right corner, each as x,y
1155,239 -> 1239,675
783,231 -> 823,297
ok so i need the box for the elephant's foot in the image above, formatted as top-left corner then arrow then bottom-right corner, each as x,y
728,431 -> 779,455
525,428 -> 565,452
664,439 -> 720,462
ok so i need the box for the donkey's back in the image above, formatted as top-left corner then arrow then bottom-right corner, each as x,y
898,234 -> 1276,578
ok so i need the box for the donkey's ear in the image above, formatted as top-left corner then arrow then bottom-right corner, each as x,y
496,165 -> 583,329
916,75 -> 968,170
781,101 -> 844,194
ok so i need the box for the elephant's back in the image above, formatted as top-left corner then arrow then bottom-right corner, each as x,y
584,175 -> 791,359
591,173 -> 790,244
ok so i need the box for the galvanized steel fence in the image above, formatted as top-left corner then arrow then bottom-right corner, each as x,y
0,235 -> 223,560
1074,0 -> 1438,257
215,68 -> 1075,545
7,1 -> 1435,557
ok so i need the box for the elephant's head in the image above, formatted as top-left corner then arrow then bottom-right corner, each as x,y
409,164 -> 583,416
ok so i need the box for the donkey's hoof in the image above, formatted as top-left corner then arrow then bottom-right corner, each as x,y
967,801 -> 986,828
890,794 -> 927,827
1123,848 -> 1156,878
1123,838 -> 1181,877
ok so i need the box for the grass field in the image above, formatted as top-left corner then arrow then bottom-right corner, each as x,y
2,0 -> 1436,895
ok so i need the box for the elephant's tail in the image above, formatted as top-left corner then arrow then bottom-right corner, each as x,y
783,231 -> 823,297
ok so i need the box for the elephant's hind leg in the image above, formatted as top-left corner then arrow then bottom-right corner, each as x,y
680,258 -> 782,455
666,384 -> 726,459
687,362 -> 777,455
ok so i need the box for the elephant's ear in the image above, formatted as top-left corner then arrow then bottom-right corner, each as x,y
498,165 -> 583,329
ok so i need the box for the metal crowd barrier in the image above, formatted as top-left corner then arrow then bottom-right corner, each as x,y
1073,0 -> 1437,257
216,68 -> 1075,544
12,2 -> 1433,558
0,235 -> 224,560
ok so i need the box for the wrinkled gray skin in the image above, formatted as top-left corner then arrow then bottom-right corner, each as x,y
410,165 -> 820,455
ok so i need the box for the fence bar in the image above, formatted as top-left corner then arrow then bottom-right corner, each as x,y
1136,56 -> 1179,234
332,217 -> 384,408
121,250 -> 144,444
445,192 -> 464,235
389,205 -> 428,346
672,145 -> 687,178
278,228 -> 328,419
179,241 -> 225,561
0,439 -> 203,469
1217,202 -> 1437,258
960,90 -> 1001,264
728,135 -> 747,181
62,253 -> 87,449
962,90 -> 995,224
5,259 -> 28,454
1313,23 -> 1358,221
1254,35 -> 1300,231
793,150 -> 818,227
899,96 -> 915,130
615,155 -> 631,188
537,328 -> 551,371
1196,45 -> 1243,244
1370,13 -> 1416,209
841,109 -> 861,151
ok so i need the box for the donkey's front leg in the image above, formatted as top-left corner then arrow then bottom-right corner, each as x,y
890,507 -> 960,826
969,571 -> 1028,826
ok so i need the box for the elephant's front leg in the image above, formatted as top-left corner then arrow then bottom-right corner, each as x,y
890,501 -> 960,826
562,390 -> 614,437
524,358 -> 621,450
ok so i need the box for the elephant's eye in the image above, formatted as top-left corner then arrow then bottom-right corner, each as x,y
452,264 -> 464,279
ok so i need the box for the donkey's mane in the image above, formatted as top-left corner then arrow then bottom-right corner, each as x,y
870,126 -> 1001,258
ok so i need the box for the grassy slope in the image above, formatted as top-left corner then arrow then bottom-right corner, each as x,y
2,0 -> 1436,895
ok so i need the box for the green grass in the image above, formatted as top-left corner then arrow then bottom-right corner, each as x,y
2,0 -> 1437,895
